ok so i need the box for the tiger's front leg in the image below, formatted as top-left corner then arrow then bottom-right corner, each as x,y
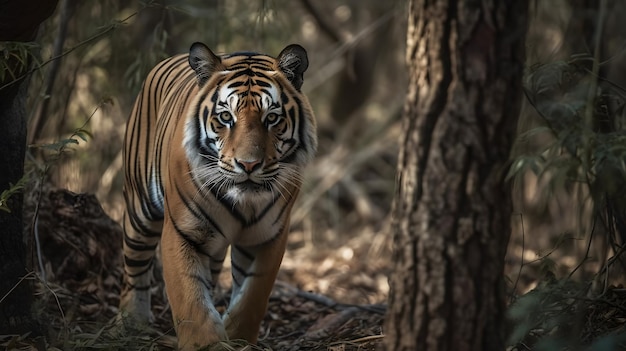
118,197 -> 163,324
160,216 -> 227,351
223,225 -> 289,342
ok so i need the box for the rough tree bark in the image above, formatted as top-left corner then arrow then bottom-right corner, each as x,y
384,0 -> 527,350
0,0 -> 59,334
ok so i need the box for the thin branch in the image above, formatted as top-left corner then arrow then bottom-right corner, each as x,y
0,11 -> 138,92
299,0 -> 346,43
0,271 -> 35,305
568,215 -> 597,279
304,9 -> 396,93
510,212 -> 526,302
275,281 -> 386,314
29,0 -> 77,144
595,242 -> 626,295
581,0 -> 607,165
30,102 -> 104,284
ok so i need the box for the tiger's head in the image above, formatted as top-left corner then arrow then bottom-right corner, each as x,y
183,42 -> 317,204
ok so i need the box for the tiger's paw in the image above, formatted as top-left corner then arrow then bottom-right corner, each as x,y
118,288 -> 155,325
108,312 -> 149,344
109,309 -> 177,348
174,316 -> 229,351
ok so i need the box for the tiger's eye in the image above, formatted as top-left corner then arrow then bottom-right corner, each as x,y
265,113 -> 281,125
219,111 -> 233,124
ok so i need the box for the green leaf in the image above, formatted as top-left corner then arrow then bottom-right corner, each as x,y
0,174 -> 29,212
74,129 -> 92,142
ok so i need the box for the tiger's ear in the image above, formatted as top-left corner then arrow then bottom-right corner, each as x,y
276,44 -> 309,91
189,42 -> 223,86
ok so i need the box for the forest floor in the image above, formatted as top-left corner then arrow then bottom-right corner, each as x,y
2,185 -> 389,351
2,185 -> 626,350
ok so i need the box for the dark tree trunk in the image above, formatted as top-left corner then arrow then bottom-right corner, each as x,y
0,0 -> 58,334
0,68 -> 33,334
384,0 -> 527,350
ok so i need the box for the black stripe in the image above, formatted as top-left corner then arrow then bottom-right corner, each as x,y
155,56 -> 189,95
211,255 -> 225,264
126,210 -> 161,238
209,186 -> 248,225
249,90 -> 263,99
254,79 -> 272,88
124,234 -> 158,251
296,100 -> 308,152
231,271 -> 242,288
203,106 -> 209,122
279,139 -> 298,164
230,69 -> 255,80
255,225 -> 286,247
272,201 -> 292,226
199,138 -> 217,157
231,261 -> 252,278
145,58 -> 190,207
127,260 -> 154,278
137,77 -> 152,213
246,63 -> 273,71
243,195 -> 278,228
190,274 -> 214,291
139,193 -> 160,221
193,90 -> 212,157
233,245 -> 254,261
174,181 -> 225,237
124,255 -> 153,268
126,283 -> 151,291
226,80 -> 247,88
286,105 -> 296,122
225,51 -> 258,58
169,213 -> 211,258
198,105 -> 219,157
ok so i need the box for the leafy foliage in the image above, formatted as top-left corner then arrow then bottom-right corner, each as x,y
510,56 -> 626,256
508,277 -> 626,351
508,43 -> 626,351
34,128 -> 92,156
0,175 -> 29,213
511,56 -> 626,189
0,41 -> 41,84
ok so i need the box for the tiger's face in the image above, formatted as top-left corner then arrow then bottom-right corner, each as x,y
207,82 -> 295,200
184,43 -> 317,204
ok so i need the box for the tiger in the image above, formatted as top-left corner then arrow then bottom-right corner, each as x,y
118,42 -> 317,350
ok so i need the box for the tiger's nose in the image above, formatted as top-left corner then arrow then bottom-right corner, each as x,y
235,158 -> 263,173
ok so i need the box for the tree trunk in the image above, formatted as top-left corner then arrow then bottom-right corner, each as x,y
384,1 -> 527,350
0,67 -> 34,334
0,0 -> 58,334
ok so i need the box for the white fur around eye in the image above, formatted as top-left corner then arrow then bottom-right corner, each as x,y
226,94 -> 238,114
